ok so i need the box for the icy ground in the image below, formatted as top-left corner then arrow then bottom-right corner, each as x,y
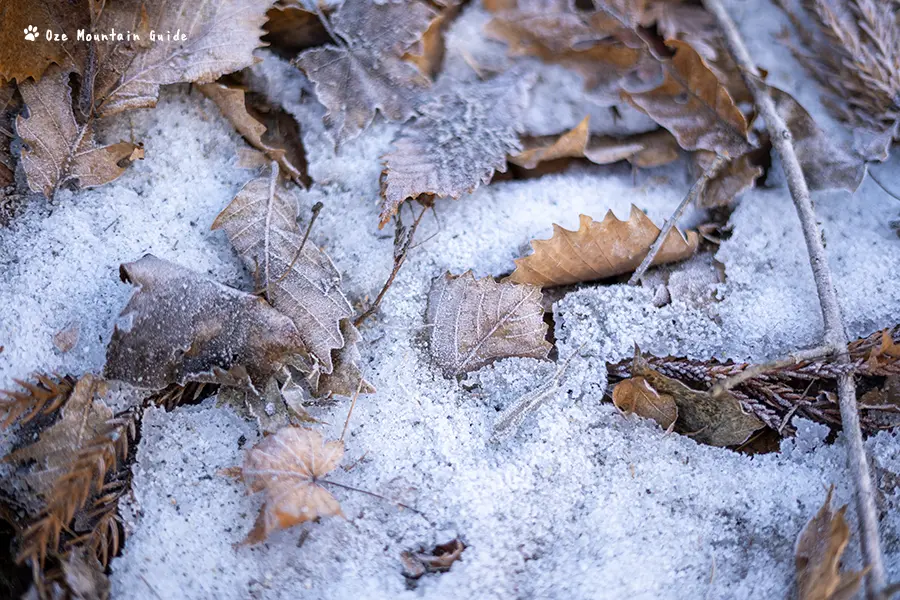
2,1 -> 900,598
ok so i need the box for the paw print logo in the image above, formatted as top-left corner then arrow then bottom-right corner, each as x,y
24,26 -> 38,41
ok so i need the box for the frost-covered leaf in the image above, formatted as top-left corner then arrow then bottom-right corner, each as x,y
694,150 -> 762,208
772,88 -> 866,193
0,82 -> 17,187
104,255 -> 305,390
632,352 -> 762,447
510,116 -> 680,170
239,426 -> 344,544
622,40 -> 750,157
426,271 -> 551,377
293,0 -> 435,145
380,73 -> 532,227
219,377 -> 292,434
211,168 -> 352,374
312,319 -> 376,398
92,0 -> 271,117
508,206 -> 699,287
16,65 -> 140,198
199,83 -> 309,185
794,488 -> 866,600
613,376 -> 677,430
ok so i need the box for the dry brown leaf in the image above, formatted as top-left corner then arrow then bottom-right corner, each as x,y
694,150 -> 762,208
622,40 -> 751,157
16,65 -> 140,198
211,168 -> 352,374
508,206 -> 699,287
263,1 -> 331,59
380,72 -> 531,227
0,82 -> 18,187
0,0 -> 79,82
426,271 -> 551,377
218,376 -> 293,435
293,0 -> 435,145
612,377 -> 677,430
795,488 -> 866,600
199,83 -> 309,185
104,255 -> 306,390
311,319 -> 376,399
633,352 -> 762,447
403,6 -> 456,80
239,426 -> 344,544
53,324 -> 80,354
510,116 -> 680,170
402,539 -> 466,579
771,87 -> 866,193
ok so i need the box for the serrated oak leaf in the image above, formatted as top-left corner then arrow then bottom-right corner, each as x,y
0,0 -> 75,82
508,206 -> 699,287
239,427 -> 344,544
380,73 -> 531,227
622,40 -> 750,157
104,255 -> 306,390
293,0 -> 436,145
212,169 -> 352,374
426,271 -> 551,377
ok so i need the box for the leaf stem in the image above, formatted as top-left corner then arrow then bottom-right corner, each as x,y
274,201 -> 324,284
318,479 -> 423,515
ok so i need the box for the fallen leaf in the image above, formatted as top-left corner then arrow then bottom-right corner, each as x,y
263,1 -> 331,59
866,329 -> 900,369
239,426 -> 344,544
16,65 -> 140,198
293,0 -> 435,145
402,538 -> 466,579
633,352 -> 762,447
211,167 -> 352,374
91,0 -> 272,117
510,116 -> 680,170
794,488 -> 866,600
311,319 -> 376,399
622,40 -> 751,157
52,324 -> 79,354
60,547 -> 111,600
612,377 -> 677,430
507,206 -> 699,287
694,150 -> 762,208
380,72 -> 531,227
104,255 -> 306,390
0,82 -> 18,187
218,376 -> 293,435
0,0 -> 77,82
404,6 -> 457,80
199,82 -> 309,185
772,88 -> 866,193
426,271 -> 551,377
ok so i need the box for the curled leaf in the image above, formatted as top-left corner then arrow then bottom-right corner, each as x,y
694,150 -> 762,208
613,377 -> 677,430
508,206 -> 699,287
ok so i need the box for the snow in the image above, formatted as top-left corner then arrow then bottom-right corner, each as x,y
1,1 -> 899,599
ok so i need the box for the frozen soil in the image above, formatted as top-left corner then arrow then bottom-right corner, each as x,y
1,1 -> 900,598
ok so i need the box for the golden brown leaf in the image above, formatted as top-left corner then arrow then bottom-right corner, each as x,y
508,206 -> 699,288
795,488 -> 866,600
239,427 -> 344,544
612,377 -> 677,430
694,150 -> 762,208
0,0 -> 78,82
263,2 -> 331,58
622,40 -> 751,157
510,116 -> 680,170
403,7 -> 455,80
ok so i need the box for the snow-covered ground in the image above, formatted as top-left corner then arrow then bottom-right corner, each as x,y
1,1 -> 899,598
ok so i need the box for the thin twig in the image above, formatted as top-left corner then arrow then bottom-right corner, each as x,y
710,344 -> 836,396
354,203 -> 429,327
703,1 -> 887,596
627,155 -> 728,286
274,201 -> 324,284
340,379 -> 363,444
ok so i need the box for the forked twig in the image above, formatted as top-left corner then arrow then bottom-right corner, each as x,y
703,1 -> 886,596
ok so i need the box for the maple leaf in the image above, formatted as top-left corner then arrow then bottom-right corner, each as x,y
239,426 -> 345,544
15,65 -> 141,198
694,150 -> 762,208
199,82 -> 309,185
91,0 -> 272,117
794,488 -> 867,600
211,167 -> 353,374
622,40 -> 751,157
510,116 -> 680,170
293,0 -> 436,145
632,351 -> 762,447
104,255 -> 306,390
426,271 -> 551,377
772,87 -> 866,193
380,72 -> 531,227
612,376 -> 678,430
507,206 -> 699,288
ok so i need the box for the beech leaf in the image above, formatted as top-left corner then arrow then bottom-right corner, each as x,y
510,116 -> 680,170
380,73 -> 531,227
612,377 -> 678,430
239,426 -> 344,544
16,65 -> 140,198
426,271 -> 551,377
293,0 -> 436,145
622,40 -> 751,157
211,168 -> 353,374
507,205 -> 699,288
794,488 -> 866,600
104,255 -> 306,390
